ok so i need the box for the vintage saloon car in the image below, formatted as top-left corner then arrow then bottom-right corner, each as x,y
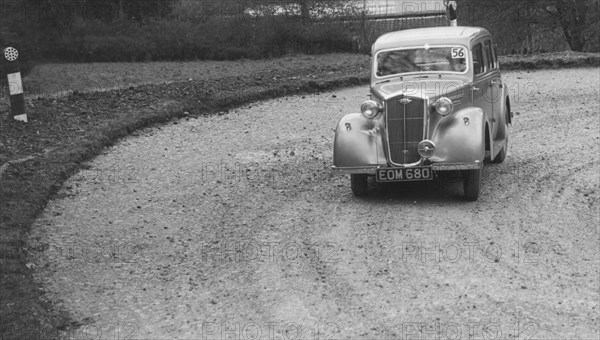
332,26 -> 511,200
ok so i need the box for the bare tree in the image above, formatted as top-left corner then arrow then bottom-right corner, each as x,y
542,0 -> 598,51
300,0 -> 310,25
457,0 -> 598,52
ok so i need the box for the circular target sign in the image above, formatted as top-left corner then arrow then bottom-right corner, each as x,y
3,47 -> 19,62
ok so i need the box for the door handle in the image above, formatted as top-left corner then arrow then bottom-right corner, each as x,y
473,87 -> 480,91
490,80 -> 502,88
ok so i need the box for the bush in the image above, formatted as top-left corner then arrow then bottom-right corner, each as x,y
457,0 -> 599,54
12,12 -> 358,63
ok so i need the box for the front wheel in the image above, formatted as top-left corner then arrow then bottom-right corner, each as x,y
351,174 -> 368,196
463,167 -> 482,201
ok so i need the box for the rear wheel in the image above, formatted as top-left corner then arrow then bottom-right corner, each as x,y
463,167 -> 482,201
351,174 -> 368,196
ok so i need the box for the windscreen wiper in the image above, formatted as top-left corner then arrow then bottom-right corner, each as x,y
375,75 -> 403,85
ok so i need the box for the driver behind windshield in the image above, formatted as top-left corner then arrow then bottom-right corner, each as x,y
377,50 -> 418,76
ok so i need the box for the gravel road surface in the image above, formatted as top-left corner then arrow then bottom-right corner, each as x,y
28,68 -> 599,340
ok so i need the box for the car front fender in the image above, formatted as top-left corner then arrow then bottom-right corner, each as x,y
333,113 -> 386,168
429,107 -> 486,164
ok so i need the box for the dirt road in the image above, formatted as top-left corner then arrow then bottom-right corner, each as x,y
27,68 -> 599,339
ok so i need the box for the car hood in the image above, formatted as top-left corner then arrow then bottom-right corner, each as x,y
372,78 -> 470,101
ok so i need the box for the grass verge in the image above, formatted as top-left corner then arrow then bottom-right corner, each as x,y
499,51 -> 600,70
4,52 -> 598,101
0,51 -> 598,339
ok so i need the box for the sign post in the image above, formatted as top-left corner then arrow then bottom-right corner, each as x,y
3,47 -> 26,122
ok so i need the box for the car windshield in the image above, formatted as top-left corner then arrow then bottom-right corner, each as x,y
376,46 -> 468,76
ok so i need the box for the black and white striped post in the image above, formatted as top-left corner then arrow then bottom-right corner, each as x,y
447,1 -> 458,27
3,47 -> 26,122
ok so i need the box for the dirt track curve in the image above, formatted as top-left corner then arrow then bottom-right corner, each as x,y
28,68 -> 599,340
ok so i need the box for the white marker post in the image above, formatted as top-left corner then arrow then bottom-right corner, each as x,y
3,47 -> 26,122
446,1 -> 458,26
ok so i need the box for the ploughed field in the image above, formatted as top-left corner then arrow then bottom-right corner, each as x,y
28,68 -> 598,339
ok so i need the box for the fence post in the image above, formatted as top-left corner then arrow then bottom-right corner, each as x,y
2,47 -> 26,122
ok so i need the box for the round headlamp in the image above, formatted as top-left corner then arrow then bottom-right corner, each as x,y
361,100 -> 381,119
417,140 -> 436,158
434,97 -> 453,116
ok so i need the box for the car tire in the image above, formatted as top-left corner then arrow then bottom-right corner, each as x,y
463,167 -> 482,201
492,135 -> 508,164
351,174 -> 368,196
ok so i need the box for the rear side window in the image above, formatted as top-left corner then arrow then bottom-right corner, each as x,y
483,41 -> 492,71
472,43 -> 484,75
484,40 -> 497,69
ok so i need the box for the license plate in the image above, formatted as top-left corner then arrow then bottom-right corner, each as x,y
376,167 -> 433,182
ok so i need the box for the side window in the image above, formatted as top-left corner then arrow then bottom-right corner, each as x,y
492,44 -> 499,69
485,40 -> 496,69
472,43 -> 484,75
483,40 -> 492,71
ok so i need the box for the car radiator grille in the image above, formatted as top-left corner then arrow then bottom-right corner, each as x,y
386,96 -> 426,165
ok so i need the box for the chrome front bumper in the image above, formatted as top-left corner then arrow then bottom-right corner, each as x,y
331,161 -> 482,175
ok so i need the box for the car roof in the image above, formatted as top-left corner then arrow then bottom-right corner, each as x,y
373,26 -> 490,52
